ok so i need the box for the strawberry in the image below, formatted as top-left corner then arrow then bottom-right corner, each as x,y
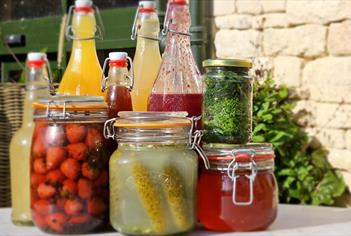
66,124 -> 87,144
46,147 -> 66,170
60,158 -> 80,180
67,143 -> 88,161
78,178 -> 93,199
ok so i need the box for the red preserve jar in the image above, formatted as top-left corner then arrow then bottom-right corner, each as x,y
197,143 -> 278,232
30,96 -> 114,234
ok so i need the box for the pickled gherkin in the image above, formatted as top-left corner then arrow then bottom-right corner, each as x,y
162,166 -> 192,231
131,162 -> 166,234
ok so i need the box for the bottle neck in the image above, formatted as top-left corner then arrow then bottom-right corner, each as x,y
22,65 -> 51,126
107,66 -> 129,87
70,11 -> 98,55
165,3 -> 191,47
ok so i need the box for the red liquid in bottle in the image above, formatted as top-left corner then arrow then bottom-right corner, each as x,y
107,85 -> 133,118
148,93 -> 203,118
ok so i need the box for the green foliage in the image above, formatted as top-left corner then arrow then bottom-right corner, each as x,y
204,69 -> 251,143
252,76 -> 346,205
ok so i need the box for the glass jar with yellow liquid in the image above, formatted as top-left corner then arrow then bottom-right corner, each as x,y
10,52 -> 53,225
131,1 -> 161,111
58,0 -> 105,96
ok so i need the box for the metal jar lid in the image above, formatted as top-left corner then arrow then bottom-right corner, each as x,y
33,96 -> 107,121
203,58 -> 252,68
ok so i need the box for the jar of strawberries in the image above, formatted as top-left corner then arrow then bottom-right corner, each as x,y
30,96 -> 114,234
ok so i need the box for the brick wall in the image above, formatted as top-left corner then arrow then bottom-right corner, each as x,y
213,0 -> 351,191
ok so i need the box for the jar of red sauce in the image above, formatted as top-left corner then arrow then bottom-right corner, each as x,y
30,96 -> 114,234
197,143 -> 278,232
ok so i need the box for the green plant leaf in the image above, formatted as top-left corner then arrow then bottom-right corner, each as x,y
252,74 -> 346,206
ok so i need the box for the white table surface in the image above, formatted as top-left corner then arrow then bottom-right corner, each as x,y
1,204 -> 351,236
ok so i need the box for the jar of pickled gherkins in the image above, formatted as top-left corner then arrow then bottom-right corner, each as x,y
104,112 -> 207,235
202,59 -> 252,144
198,143 -> 278,232
30,96 -> 114,234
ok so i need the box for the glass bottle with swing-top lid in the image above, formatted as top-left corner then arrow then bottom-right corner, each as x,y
147,0 -> 203,125
131,0 -> 162,111
197,143 -> 278,232
58,0 -> 105,96
101,52 -> 133,118
10,52 -> 53,226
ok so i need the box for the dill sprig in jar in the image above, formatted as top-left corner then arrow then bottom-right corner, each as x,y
202,59 -> 253,144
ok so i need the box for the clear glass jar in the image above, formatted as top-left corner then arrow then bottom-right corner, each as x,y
105,112 -> 204,235
198,143 -> 278,232
202,59 -> 252,144
30,96 -> 114,234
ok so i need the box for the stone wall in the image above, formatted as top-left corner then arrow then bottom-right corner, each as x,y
213,0 -> 351,192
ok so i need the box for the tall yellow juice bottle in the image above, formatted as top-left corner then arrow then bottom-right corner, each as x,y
58,0 -> 105,96
10,52 -> 52,225
131,1 -> 161,111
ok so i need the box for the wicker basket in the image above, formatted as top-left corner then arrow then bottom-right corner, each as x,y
0,84 -> 25,208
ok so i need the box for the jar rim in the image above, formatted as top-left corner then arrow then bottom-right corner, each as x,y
115,111 -> 191,128
33,96 -> 107,120
203,58 -> 252,68
204,143 -> 275,162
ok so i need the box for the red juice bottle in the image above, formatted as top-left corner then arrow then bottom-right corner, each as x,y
148,0 -> 203,126
101,52 -> 133,118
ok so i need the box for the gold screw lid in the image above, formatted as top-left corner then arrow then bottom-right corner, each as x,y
203,58 -> 252,68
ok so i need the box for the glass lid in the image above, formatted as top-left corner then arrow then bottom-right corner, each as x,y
204,143 -> 275,162
114,111 -> 191,129
33,96 -> 107,120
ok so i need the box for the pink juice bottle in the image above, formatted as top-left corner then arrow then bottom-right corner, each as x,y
148,0 -> 203,123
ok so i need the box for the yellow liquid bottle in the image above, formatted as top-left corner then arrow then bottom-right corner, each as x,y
58,0 -> 105,96
10,52 -> 52,225
131,1 -> 161,111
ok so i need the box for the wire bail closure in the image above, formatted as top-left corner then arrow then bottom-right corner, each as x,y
41,58 -> 55,95
103,118 -> 117,139
189,116 -> 210,170
161,2 -> 191,37
227,149 -> 257,206
65,4 -> 105,41
100,56 -> 134,92
131,4 -> 160,41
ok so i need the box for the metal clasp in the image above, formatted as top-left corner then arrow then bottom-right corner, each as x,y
44,58 -> 55,95
227,150 -> 257,206
131,4 -> 160,41
45,100 -> 71,119
161,1 -> 171,36
188,116 -> 210,169
131,5 -> 141,40
100,56 -> 134,92
65,4 -> 104,41
103,118 -> 117,139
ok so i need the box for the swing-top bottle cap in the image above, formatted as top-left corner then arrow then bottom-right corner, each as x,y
109,52 -> 128,61
27,52 -> 46,61
75,0 -> 93,7
170,0 -> 187,5
139,1 -> 156,9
